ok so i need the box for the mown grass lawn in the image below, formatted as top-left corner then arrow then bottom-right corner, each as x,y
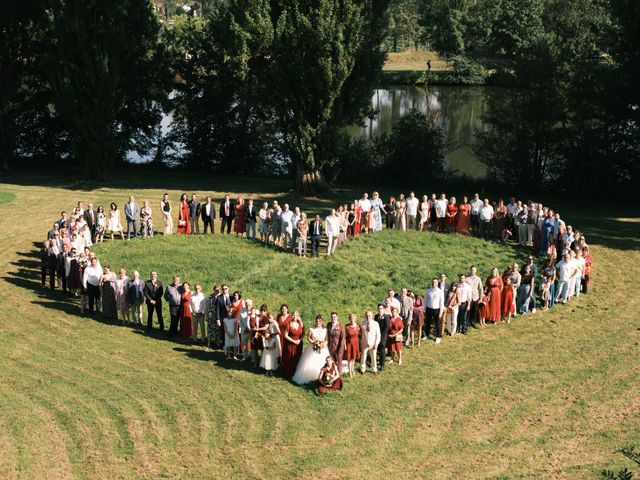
0,169 -> 638,479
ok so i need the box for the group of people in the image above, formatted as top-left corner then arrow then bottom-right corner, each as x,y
41,191 -> 590,261
39,190 -> 594,394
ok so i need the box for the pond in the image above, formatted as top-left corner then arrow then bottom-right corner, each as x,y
345,86 -> 489,179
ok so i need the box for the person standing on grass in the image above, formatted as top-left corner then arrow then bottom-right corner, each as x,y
140,200 -> 153,238
326,312 -> 346,374
443,283 -> 460,336
160,193 -> 173,235
290,206 -> 301,252
124,195 -> 139,240
395,194 -> 407,232
282,310 -> 304,379
297,212 -> 309,257
344,314 -> 361,378
479,198 -> 494,240
165,275 -> 183,336
128,270 -> 145,326
115,268 -> 131,324
435,193 -> 448,233
554,252 -> 573,304
457,274 -> 472,334
190,283 -> 207,343
325,209 -> 340,256
219,194 -> 234,234
424,278 -> 444,342
310,214 -> 322,257
177,194 -> 190,234
201,196 -> 216,235
485,267 -> 503,323
245,199 -> 257,239
466,265 -> 483,327
188,194 -> 200,234
374,304 -> 390,372
517,264 -> 535,315
281,203 -> 294,250
100,265 -> 117,320
205,285 -> 223,349
470,193 -> 483,236
178,282 -> 193,338
144,271 -> 164,332
83,257 -> 102,312
388,306 -> 404,364
399,287 -> 413,346
359,192 -> 371,233
258,202 -> 269,242
234,197 -> 246,237
107,203 -> 125,241
360,310 -> 380,374
405,191 -> 419,230
445,196 -> 458,234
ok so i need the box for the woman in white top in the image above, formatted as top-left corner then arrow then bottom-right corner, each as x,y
107,203 -> 125,241
260,314 -> 281,375
292,315 -> 330,385
140,200 -> 153,238
223,312 -> 240,360
95,206 -> 106,243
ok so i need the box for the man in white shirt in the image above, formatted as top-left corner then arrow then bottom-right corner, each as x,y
405,192 -> 419,230
466,265 -> 483,328
435,193 -> 448,232
479,198 -> 494,240
360,193 -> 371,233
555,252 -> 574,304
360,310 -> 381,374
190,283 -> 207,343
457,274 -> 472,334
382,288 -> 401,313
281,204 -> 294,251
470,193 -> 483,236
325,209 -> 340,255
82,257 -> 102,313
572,249 -> 585,298
424,278 -> 445,343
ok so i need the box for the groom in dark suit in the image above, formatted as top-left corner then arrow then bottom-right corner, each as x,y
326,312 -> 346,372
374,303 -> 390,372
309,214 -> 323,257
219,194 -> 235,234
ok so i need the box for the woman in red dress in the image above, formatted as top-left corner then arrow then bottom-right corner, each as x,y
445,196 -> 459,233
282,311 -> 304,379
179,282 -> 194,338
456,196 -> 471,235
177,193 -> 191,234
501,276 -> 515,323
353,200 -> 361,237
485,267 -> 503,323
316,357 -> 343,395
344,314 -> 361,378
276,304 -> 292,361
234,197 -> 246,237
387,306 -> 404,365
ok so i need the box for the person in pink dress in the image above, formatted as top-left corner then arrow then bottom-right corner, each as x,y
344,314 -> 361,378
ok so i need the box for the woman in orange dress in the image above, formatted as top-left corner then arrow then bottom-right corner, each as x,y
276,304 -> 292,360
344,314 -> 361,378
445,196 -> 459,233
501,276 -> 515,323
353,200 -> 361,237
282,311 -> 304,379
179,282 -> 194,337
485,267 -> 503,323
456,195 -> 471,235
387,306 -> 404,365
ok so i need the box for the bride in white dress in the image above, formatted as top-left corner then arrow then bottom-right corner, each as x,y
292,316 -> 330,385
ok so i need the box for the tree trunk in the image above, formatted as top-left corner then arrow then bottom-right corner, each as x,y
295,159 -> 330,197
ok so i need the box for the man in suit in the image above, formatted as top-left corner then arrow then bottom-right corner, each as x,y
325,209 -> 340,256
201,196 -> 216,234
57,243 -> 71,293
245,199 -> 257,239
164,275 -> 183,336
399,287 -> 414,345
188,194 -> 201,234
84,203 -> 97,242
326,312 -> 346,373
124,195 -> 139,240
144,271 -> 164,332
219,194 -> 235,234
216,284 -> 231,320
374,303 -> 390,372
310,214 -> 323,257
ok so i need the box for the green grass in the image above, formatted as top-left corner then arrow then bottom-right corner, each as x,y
0,190 -> 16,205
0,169 -> 639,479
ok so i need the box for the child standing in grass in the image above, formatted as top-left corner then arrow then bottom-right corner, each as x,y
540,276 -> 551,310
478,289 -> 489,327
223,313 -> 240,360
260,331 -> 279,376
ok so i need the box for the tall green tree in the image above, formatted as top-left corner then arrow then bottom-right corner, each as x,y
270,0 -> 389,195
45,0 -> 170,179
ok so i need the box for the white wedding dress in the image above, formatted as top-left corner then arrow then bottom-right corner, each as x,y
292,327 -> 330,385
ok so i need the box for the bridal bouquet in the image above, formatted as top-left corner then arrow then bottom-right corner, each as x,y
312,340 -> 324,353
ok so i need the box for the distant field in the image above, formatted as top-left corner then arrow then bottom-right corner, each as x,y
384,49 -> 449,71
0,170 -> 638,479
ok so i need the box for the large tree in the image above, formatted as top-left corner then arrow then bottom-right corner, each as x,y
270,0 -> 389,195
45,0 -> 169,179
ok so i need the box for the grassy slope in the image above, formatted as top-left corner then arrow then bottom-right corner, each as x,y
0,171 -> 639,479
